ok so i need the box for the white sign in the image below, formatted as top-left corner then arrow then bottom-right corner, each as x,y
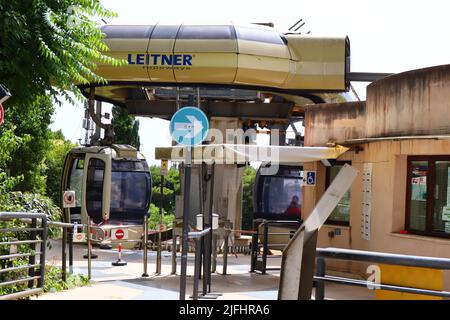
442,206 -> 450,221
111,228 -> 129,241
63,190 -> 76,208
73,232 -> 86,243
361,163 -> 372,241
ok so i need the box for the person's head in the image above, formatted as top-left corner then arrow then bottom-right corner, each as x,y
292,195 -> 299,204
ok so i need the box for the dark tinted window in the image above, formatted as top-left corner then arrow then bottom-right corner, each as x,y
112,160 -> 149,172
261,177 -> 302,215
151,25 -> 180,39
235,26 -> 284,44
86,159 -> 105,222
178,25 -> 235,39
110,171 -> 150,213
101,25 -> 154,38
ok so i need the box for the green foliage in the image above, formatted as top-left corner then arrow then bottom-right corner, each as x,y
45,130 -> 77,205
242,166 -> 256,230
150,165 -> 180,214
0,0 -> 123,105
43,266 -> 89,293
148,203 -> 175,230
112,105 -> 140,149
0,0 -> 122,194
0,128 -> 26,202
5,95 -> 54,193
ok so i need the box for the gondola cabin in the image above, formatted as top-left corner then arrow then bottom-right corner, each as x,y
61,144 -> 151,243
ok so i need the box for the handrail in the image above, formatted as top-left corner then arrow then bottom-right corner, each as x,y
314,247 -> 450,300
0,213 -> 47,300
316,247 -> 450,270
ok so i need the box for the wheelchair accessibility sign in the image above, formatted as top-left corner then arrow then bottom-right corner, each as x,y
305,171 -> 316,186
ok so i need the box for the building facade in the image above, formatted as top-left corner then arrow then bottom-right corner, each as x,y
302,65 -> 450,290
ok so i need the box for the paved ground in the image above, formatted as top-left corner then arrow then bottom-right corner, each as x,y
36,240 -> 374,300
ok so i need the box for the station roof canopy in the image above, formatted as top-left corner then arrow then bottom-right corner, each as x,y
154,144 -> 348,164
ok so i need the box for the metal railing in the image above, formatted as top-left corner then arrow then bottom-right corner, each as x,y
314,247 -> 450,299
187,227 -> 211,300
250,219 -> 301,274
0,212 -> 48,300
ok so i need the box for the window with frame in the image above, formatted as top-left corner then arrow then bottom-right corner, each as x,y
406,156 -> 450,237
325,161 -> 351,226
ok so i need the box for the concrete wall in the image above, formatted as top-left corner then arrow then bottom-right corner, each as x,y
305,65 -> 450,146
304,101 -> 366,146
367,65 -> 450,138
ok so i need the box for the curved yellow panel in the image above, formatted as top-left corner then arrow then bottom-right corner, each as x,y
88,24 -> 349,102
96,25 -> 152,82
285,36 -> 347,90
147,24 -> 180,82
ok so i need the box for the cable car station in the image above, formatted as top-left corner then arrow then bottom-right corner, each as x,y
3,19 -> 450,302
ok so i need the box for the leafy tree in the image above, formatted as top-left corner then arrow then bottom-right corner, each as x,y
0,0 -> 122,193
45,130 -> 77,205
242,166 -> 256,230
6,95 -> 54,193
0,0 -> 121,104
0,127 -> 26,208
112,105 -> 140,149
150,165 -> 180,215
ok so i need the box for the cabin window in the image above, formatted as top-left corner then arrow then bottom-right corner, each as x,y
235,26 -> 285,45
151,25 -> 180,39
86,158 -> 105,221
178,25 -> 235,39
325,161 -> 351,226
68,158 -> 84,207
406,156 -> 450,237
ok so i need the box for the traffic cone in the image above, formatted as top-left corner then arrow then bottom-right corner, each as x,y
112,243 -> 127,266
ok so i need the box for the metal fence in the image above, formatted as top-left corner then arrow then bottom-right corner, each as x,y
314,247 -> 450,299
0,212 -> 48,300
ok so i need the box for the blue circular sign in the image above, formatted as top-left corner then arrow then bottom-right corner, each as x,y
169,107 -> 209,146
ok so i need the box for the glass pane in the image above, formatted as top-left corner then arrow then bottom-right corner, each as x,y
328,165 -> 351,223
433,161 -> 450,234
110,171 -> 150,213
151,25 -> 180,39
86,159 -> 105,219
409,161 -> 428,231
235,26 -> 284,44
178,26 -> 235,39
69,159 -> 84,207
261,177 -> 302,217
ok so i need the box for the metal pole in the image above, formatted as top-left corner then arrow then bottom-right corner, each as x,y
262,222 -> 269,274
69,225 -> 74,274
87,218 -> 92,280
38,217 -> 48,289
28,218 -> 37,289
171,235 -> 177,275
62,227 -> 67,282
222,233 -> 229,275
207,163 -> 215,292
180,147 -> 192,300
142,214 -> 149,277
315,257 -> 326,300
212,234 -> 217,273
157,174 -> 164,274
193,238 -> 201,300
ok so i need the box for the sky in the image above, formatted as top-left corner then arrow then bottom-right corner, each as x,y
50,0 -> 450,164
